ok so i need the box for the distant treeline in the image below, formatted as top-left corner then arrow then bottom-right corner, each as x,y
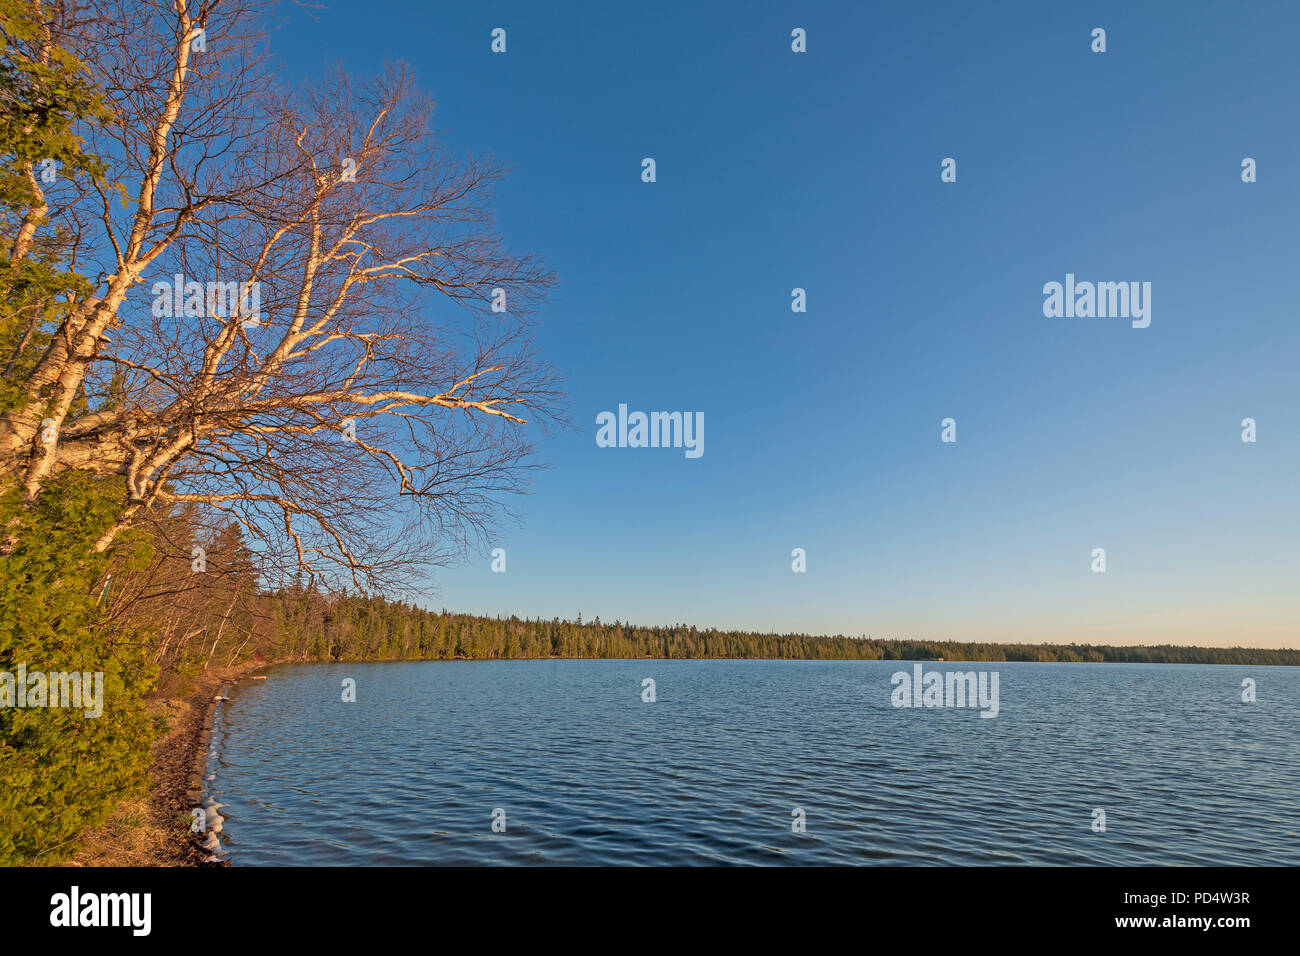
272,594 -> 1300,667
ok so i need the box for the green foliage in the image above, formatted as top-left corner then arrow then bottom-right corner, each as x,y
0,0 -> 113,414
270,594 -> 1300,667
0,2 -> 153,864
0,473 -> 157,865
0,5 -> 157,865
0,0 -> 110,206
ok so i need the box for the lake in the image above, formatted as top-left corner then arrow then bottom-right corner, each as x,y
203,659 -> 1300,865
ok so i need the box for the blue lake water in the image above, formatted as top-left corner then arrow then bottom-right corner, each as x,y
204,659 -> 1300,865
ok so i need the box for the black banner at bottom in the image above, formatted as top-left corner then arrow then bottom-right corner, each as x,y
2,865 -> 1280,945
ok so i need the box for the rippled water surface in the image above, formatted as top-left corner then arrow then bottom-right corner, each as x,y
205,660 -> 1300,865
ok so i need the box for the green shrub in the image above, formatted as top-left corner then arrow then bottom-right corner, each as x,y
0,472 -> 156,865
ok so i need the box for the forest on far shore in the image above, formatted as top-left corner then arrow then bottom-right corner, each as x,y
275,594 -> 1300,668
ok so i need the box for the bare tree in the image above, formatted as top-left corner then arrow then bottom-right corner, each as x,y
1,0 -> 561,591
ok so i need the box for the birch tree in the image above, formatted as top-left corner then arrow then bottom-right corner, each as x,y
0,0 -> 560,590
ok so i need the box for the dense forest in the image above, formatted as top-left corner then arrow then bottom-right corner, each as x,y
269,594 -> 1300,668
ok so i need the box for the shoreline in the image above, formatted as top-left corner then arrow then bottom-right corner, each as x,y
174,665 -> 269,866
63,652 -> 1300,866
67,661 -> 266,867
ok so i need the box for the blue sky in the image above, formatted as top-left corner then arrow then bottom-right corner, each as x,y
273,1 -> 1299,646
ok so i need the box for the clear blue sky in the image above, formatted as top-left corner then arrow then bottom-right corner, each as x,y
273,1 -> 1299,647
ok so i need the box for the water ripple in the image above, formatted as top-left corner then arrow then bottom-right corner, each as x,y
205,660 -> 1300,865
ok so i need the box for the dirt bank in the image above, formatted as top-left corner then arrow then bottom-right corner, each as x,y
66,661 -> 267,867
